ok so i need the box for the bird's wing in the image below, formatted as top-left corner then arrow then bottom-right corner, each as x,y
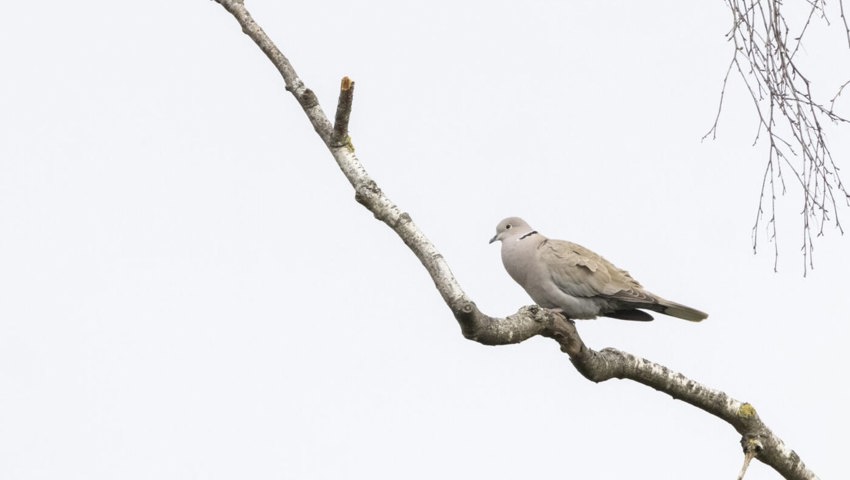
539,239 -> 655,304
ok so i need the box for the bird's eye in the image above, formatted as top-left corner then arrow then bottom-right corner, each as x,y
505,224 -> 512,229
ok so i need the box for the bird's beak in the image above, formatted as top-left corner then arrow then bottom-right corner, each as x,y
489,234 -> 498,244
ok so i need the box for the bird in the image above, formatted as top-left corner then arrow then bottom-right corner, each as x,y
489,217 -> 707,322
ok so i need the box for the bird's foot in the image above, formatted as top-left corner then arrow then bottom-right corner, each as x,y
546,307 -> 575,325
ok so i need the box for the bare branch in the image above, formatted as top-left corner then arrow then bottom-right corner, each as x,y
738,440 -> 758,480
713,0 -> 850,274
830,78 -> 850,111
212,1 -> 819,478
214,0 -> 334,145
331,76 -> 354,148
840,0 -> 850,48
702,56 -> 736,142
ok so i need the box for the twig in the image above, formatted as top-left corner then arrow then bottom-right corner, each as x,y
830,79 -> 850,112
840,0 -> 850,48
331,76 -> 355,148
737,435 -> 762,480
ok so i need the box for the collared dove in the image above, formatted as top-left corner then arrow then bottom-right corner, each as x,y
489,217 -> 707,322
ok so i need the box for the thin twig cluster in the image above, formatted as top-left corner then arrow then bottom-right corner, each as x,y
706,0 -> 850,274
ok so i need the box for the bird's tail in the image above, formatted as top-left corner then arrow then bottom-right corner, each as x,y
654,298 -> 708,322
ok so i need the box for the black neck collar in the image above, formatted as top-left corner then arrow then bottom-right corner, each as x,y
519,230 -> 538,240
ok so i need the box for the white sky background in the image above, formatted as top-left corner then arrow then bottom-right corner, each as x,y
1,1 -> 849,479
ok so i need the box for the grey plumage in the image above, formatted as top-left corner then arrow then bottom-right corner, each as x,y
489,217 -> 708,322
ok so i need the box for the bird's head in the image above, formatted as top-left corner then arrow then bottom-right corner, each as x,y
489,217 -> 535,244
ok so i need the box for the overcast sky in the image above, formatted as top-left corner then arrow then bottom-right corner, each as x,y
2,1 -> 849,479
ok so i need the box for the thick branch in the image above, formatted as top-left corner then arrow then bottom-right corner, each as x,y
213,2 -> 818,478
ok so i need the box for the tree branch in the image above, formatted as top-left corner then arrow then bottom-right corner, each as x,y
331,76 -> 354,148
212,1 -> 818,478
